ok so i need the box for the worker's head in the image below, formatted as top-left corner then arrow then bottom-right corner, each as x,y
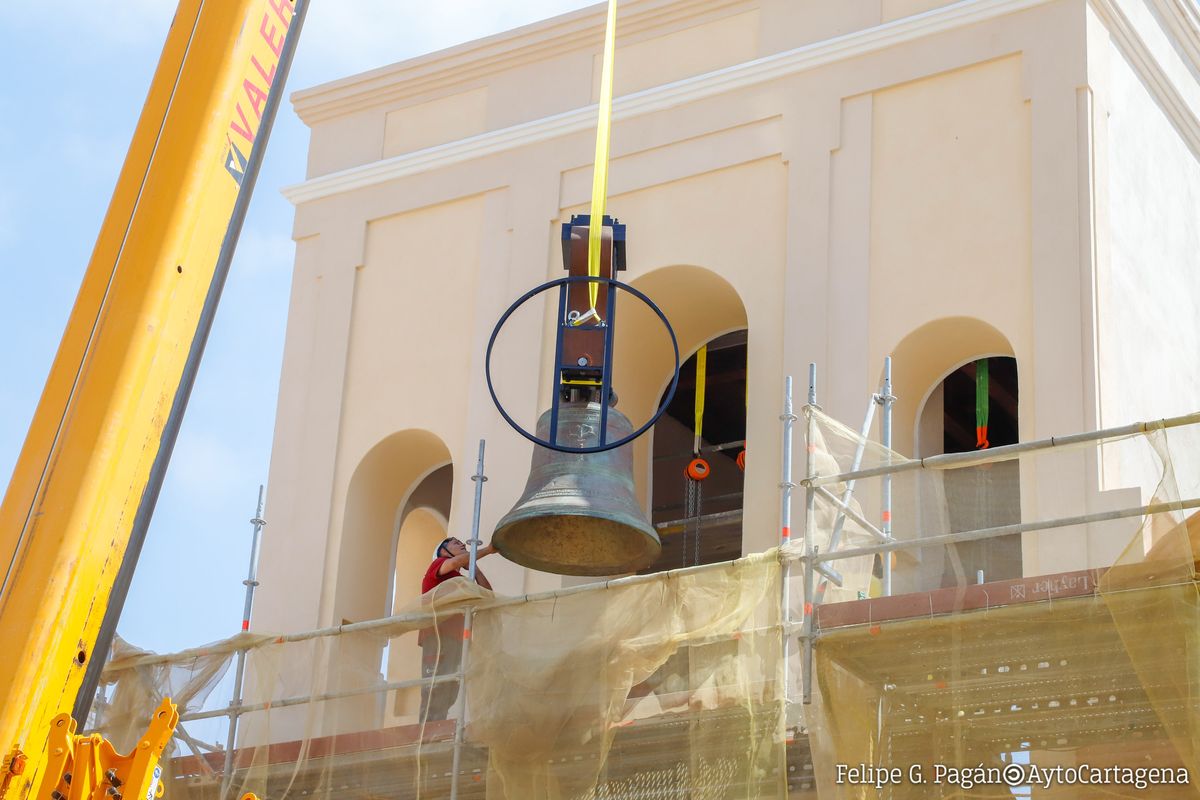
434,537 -> 466,559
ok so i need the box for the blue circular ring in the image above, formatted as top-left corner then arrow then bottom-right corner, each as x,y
485,275 -> 680,454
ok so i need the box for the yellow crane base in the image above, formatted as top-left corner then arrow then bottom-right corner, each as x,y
31,699 -> 177,800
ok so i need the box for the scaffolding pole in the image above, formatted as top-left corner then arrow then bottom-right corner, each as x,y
467,440 -> 487,582
220,485 -> 266,800
806,495 -> 1200,565
802,410 -> 1200,488
184,673 -> 463,722
112,555 -> 776,674
778,375 -> 795,782
817,392 -> 879,593
815,359 -> 896,598
879,357 -> 894,596
451,440 -> 487,800
448,609 -> 474,800
801,364 -> 817,705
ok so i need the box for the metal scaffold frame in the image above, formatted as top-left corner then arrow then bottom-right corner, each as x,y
93,378 -> 1200,794
795,361 -> 1200,704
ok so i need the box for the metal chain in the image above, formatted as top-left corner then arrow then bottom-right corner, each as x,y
683,477 -> 695,567
684,476 -> 703,567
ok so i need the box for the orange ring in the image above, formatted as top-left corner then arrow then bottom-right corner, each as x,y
685,457 -> 711,481
736,449 -> 746,471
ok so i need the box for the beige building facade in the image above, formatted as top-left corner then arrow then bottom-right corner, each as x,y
257,0 -> 1200,653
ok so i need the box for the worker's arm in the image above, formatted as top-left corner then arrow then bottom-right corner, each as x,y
437,544 -> 497,576
474,565 -> 493,591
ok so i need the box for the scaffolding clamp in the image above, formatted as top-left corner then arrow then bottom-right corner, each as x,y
36,698 -> 178,800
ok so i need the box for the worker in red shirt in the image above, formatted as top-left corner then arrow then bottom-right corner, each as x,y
422,536 -> 495,593
419,537 -> 496,721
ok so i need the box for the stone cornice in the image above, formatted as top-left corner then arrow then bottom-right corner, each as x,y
1146,0 -> 1200,77
291,0 -> 750,124
284,0 -> 1061,205
1090,0 -> 1200,160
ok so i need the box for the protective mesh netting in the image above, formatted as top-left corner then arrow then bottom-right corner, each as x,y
94,555 -> 784,800
796,408 -> 1200,798
91,409 -> 1200,798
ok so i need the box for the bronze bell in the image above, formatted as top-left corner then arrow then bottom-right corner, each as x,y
493,402 -> 661,576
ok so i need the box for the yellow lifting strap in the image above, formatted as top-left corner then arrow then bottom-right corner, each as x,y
583,0 -> 619,322
693,345 -> 707,455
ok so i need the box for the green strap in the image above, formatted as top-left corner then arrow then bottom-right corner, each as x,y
975,358 -> 989,449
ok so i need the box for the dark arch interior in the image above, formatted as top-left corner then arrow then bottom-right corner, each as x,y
941,356 -> 1019,453
928,356 -> 1022,588
398,464 -> 453,531
643,329 -> 747,573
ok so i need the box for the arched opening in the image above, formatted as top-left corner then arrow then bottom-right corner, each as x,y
389,463 -> 454,614
387,465 -> 452,719
338,430 -> 454,623
887,318 -> 1021,592
644,329 -> 747,571
392,508 -> 448,609
890,316 -> 1015,457
334,430 -> 453,728
608,265 -> 748,565
917,356 -> 1021,587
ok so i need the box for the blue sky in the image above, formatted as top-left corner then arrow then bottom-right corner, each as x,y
0,0 -> 594,656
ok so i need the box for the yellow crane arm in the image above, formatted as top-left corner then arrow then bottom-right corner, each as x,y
0,2 -> 305,797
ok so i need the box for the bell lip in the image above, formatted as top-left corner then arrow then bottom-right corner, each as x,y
491,520 -> 662,577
